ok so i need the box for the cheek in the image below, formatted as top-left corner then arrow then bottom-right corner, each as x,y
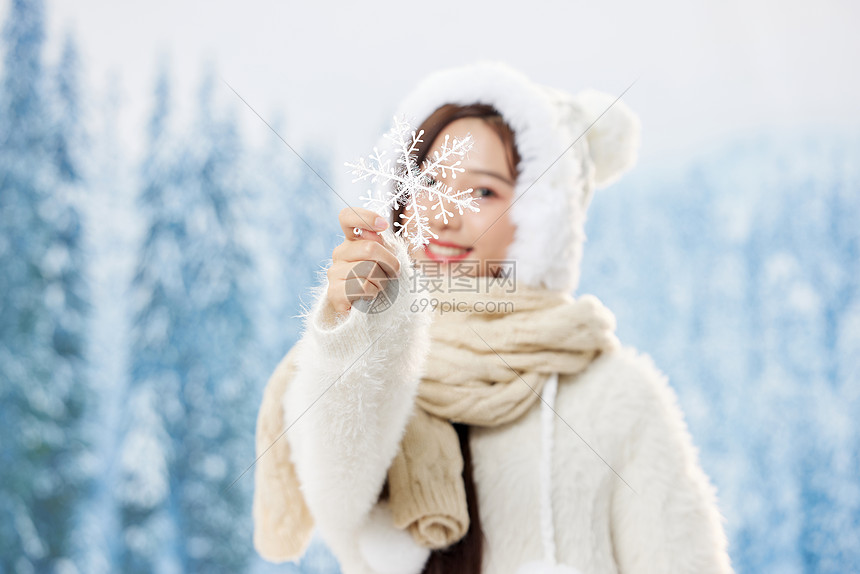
470,204 -> 515,252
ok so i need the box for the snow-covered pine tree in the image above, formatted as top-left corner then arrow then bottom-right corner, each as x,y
287,143 -> 340,341
121,64 -> 258,573
240,107 -> 342,574
248,116 -> 339,363
783,138 -> 860,573
119,65 -> 180,573
169,67 -> 258,574
0,0 -> 91,570
241,111 -> 295,368
74,70 -> 137,573
44,30 -> 95,573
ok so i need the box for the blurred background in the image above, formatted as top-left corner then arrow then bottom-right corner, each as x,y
0,0 -> 857,572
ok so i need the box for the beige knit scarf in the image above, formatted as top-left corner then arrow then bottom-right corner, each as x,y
384,274 -> 620,549
254,275 -> 620,560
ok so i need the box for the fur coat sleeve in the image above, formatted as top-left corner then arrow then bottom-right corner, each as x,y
252,231 -> 433,571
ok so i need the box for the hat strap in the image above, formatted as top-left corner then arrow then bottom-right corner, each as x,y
539,372 -> 560,564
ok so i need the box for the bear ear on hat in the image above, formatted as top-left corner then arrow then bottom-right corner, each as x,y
573,88 -> 641,189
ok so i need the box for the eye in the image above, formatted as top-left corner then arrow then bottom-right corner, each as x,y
473,187 -> 495,199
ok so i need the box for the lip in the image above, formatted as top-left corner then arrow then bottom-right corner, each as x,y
429,237 -> 470,249
424,238 -> 473,262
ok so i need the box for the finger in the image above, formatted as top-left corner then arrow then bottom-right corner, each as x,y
339,206 -> 389,242
329,259 -> 391,293
327,271 -> 383,308
333,241 -> 400,277
342,273 -> 384,303
334,241 -> 401,279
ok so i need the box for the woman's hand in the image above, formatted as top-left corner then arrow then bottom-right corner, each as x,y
326,207 -> 401,319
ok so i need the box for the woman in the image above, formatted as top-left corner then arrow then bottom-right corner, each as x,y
253,61 -> 735,574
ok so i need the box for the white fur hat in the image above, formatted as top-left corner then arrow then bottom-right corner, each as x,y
370,60 -> 641,294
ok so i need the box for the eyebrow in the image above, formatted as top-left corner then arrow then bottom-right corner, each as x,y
469,169 -> 515,186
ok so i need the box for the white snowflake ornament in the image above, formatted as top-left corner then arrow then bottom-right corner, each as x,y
345,115 -> 480,251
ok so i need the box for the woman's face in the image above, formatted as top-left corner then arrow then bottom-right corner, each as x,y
405,117 -> 518,277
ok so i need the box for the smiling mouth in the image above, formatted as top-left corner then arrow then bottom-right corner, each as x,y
424,242 -> 473,261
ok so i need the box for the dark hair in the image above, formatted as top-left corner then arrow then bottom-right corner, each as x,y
421,423 -> 483,574
391,102 -> 521,234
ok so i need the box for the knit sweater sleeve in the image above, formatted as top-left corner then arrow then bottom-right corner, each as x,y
282,229 -> 433,571
609,350 -> 735,574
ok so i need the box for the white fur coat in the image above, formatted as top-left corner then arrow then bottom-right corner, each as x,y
254,239 -> 735,574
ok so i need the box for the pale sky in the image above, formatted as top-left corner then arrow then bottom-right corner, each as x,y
3,0 -> 858,193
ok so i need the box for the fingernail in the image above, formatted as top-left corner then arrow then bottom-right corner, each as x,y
374,217 -> 388,230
